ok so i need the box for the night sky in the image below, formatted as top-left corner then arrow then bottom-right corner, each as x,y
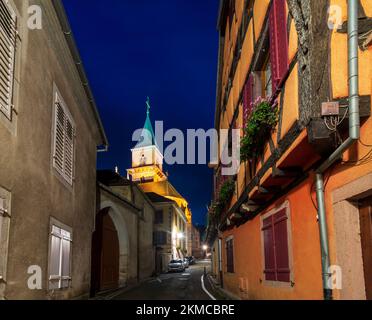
62,1 -> 220,225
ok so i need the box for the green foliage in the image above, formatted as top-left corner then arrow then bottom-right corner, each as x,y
207,180 -> 235,226
241,99 -> 278,161
219,179 -> 235,205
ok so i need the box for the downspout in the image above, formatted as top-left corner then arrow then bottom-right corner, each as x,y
314,0 -> 360,300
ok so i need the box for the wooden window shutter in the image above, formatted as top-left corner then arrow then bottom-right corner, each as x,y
64,117 -> 74,184
273,209 -> 290,282
0,198 -> 3,240
226,239 -> 234,273
0,0 -> 16,119
262,216 -> 276,281
53,94 -> 75,185
269,0 -> 288,92
53,102 -> 65,176
243,75 -> 253,129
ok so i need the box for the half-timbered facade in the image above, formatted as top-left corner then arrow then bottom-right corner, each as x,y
207,0 -> 372,300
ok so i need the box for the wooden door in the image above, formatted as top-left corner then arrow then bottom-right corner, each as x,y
359,197 -> 372,300
100,213 -> 119,291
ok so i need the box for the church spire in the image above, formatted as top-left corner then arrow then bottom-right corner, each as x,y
133,97 -> 157,148
146,96 -> 151,115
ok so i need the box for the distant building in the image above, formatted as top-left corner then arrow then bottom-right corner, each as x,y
146,193 -> 188,273
91,170 -> 156,295
0,0 -> 108,299
191,225 -> 203,259
127,101 -> 193,259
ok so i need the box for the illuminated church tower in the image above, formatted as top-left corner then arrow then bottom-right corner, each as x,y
127,98 -> 192,257
127,98 -> 167,183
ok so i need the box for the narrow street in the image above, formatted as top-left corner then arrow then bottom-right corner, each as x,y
113,260 -> 215,300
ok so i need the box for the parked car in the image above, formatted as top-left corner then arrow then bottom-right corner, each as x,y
185,256 -> 195,265
183,258 -> 189,268
168,259 -> 185,272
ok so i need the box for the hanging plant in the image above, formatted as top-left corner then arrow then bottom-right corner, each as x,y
219,179 -> 235,205
207,180 -> 235,227
241,97 -> 278,161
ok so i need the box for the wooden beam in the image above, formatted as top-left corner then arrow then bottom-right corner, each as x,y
272,166 -> 303,178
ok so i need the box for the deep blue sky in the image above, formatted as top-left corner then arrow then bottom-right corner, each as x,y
63,0 -> 220,225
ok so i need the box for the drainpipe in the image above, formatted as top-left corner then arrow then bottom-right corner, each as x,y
314,0 -> 359,300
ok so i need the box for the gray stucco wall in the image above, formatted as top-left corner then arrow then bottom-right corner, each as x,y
0,0 -> 102,299
98,183 -> 155,286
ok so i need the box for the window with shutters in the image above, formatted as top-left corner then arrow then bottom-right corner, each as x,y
48,220 -> 72,290
226,237 -> 234,273
0,0 -> 16,120
52,89 -> 75,186
261,202 -> 293,285
269,0 -> 289,92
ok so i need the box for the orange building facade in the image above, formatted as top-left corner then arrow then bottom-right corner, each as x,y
207,0 -> 372,300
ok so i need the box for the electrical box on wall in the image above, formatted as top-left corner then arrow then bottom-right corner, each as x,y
321,102 -> 340,116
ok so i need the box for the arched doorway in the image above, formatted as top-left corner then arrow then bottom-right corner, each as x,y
91,207 -> 120,294
101,211 -> 120,290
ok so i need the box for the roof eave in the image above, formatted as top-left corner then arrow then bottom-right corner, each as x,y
51,0 -> 109,150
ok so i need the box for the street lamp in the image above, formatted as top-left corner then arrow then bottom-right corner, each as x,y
202,245 -> 208,251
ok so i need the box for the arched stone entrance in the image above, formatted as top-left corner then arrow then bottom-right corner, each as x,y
91,204 -> 129,295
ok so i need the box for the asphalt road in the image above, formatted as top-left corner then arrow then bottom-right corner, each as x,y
113,260 -> 214,300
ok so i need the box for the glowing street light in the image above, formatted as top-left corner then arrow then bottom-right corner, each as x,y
202,245 -> 208,251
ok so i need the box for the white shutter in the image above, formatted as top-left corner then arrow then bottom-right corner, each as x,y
49,228 -> 62,290
53,93 -> 75,185
53,102 -> 65,175
61,229 -> 71,288
0,198 -> 4,243
49,225 -> 72,289
0,0 -> 16,119
64,117 -> 74,185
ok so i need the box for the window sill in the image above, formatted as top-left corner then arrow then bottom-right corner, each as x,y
262,279 -> 294,289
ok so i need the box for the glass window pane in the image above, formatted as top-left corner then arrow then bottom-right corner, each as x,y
50,235 -> 61,277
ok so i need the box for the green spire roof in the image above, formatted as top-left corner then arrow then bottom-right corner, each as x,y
134,97 -> 157,148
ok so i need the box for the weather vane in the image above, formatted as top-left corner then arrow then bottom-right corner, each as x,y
146,96 -> 150,115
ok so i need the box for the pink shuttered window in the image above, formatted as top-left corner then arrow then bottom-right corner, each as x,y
226,238 -> 234,273
262,208 -> 291,282
243,75 -> 253,129
269,0 -> 288,92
